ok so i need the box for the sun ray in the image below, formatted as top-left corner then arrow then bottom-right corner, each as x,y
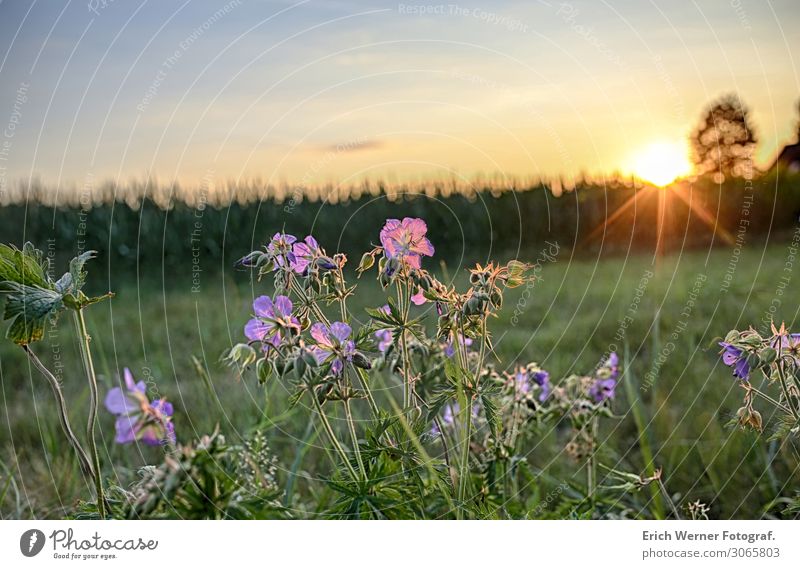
670,183 -> 736,245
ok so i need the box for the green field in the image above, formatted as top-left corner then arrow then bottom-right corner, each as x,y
1,239 -> 798,519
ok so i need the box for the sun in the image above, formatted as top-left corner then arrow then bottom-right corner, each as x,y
627,140 -> 693,187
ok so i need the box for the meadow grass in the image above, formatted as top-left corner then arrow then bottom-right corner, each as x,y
1,239 -> 797,518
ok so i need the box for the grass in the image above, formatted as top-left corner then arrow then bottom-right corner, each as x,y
1,238 -> 798,519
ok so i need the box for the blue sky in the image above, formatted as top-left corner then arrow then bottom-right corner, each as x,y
0,0 -> 798,190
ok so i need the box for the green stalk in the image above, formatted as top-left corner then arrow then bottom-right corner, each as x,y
353,366 -> 381,419
775,358 -> 800,420
22,346 -> 95,480
586,416 -> 599,504
395,280 -> 412,411
73,309 -> 106,519
457,402 -> 473,516
284,419 -> 318,507
310,394 -> 359,482
343,398 -> 366,479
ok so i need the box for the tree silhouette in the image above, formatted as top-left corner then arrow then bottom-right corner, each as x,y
690,93 -> 757,182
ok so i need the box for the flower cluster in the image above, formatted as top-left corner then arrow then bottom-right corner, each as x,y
718,324 -> 800,435
589,352 -> 619,403
104,368 -> 175,446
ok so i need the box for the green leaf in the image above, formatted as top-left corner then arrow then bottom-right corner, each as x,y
0,243 -> 50,289
0,283 -> 63,344
56,250 -> 96,296
480,392 -> 502,440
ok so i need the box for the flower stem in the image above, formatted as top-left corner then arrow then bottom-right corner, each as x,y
310,393 -> 359,482
395,280 -> 412,412
457,398 -> 473,517
73,309 -> 106,519
775,359 -> 800,420
22,345 -> 95,480
343,398 -> 366,480
587,416 -> 599,503
749,384 -> 791,414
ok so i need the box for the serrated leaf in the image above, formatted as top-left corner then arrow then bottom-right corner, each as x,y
481,392 -> 501,439
1,283 -> 63,344
0,243 -> 50,289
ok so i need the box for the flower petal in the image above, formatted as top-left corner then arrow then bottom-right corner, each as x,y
330,321 -> 352,343
104,387 -> 138,415
253,296 -> 274,318
410,287 -> 427,305
245,318 -> 271,341
310,322 -> 331,346
273,295 -> 293,318
114,415 -> 139,444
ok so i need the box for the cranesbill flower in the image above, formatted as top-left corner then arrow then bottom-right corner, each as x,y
267,232 -> 297,269
373,305 -> 393,352
589,378 -> 616,403
510,366 -> 551,402
531,369 -> 551,402
719,342 -> 750,380
431,402 -> 480,435
444,333 -> 472,358
589,353 -> 619,402
410,287 -> 428,305
375,329 -> 393,353
291,235 -> 337,275
379,218 -> 435,269
602,352 -> 620,380
104,368 -> 175,446
310,321 -> 356,375
244,295 -> 300,348
778,332 -> 800,364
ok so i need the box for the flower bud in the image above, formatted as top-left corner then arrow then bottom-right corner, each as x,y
758,347 -> 777,365
294,353 -> 307,380
351,352 -> 372,370
358,252 -> 375,273
301,349 -> 319,369
316,256 -> 337,271
490,288 -> 503,309
226,343 -> 257,367
256,358 -> 273,385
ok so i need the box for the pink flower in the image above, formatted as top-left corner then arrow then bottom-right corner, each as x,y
379,218 -> 435,269
290,235 -> 337,274
410,287 -> 428,305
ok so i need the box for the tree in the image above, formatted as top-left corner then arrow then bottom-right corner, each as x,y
690,93 -> 758,182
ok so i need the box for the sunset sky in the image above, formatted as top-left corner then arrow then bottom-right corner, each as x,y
0,0 -> 798,190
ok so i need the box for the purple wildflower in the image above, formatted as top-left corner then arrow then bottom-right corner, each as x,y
104,368 -> 175,446
431,402 -> 479,435
719,342 -> 751,380
310,321 -> 356,375
510,367 -> 550,402
589,352 -> 619,402
267,232 -> 297,269
244,295 -> 300,348
603,352 -> 620,380
589,378 -> 616,403
444,333 -> 473,358
531,369 -> 551,402
379,218 -> 435,270
291,235 -> 337,274
373,305 -> 393,353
